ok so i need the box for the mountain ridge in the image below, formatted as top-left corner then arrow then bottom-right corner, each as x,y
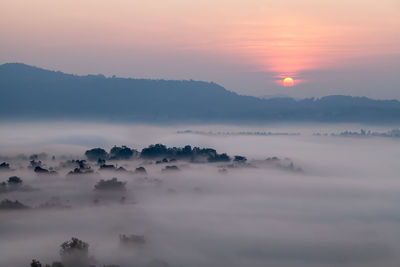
1,63 -> 400,123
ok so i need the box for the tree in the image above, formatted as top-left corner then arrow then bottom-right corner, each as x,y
162,165 -> 180,172
84,148 -> 108,161
94,178 -> 126,191
7,176 -> 23,185
60,237 -> 90,266
141,144 -> 168,158
233,155 -> 247,163
31,259 -> 43,267
208,153 -> 230,162
0,199 -> 30,210
34,166 -> 50,174
45,262 -> 64,267
134,166 -> 147,174
0,162 -> 10,170
109,146 -> 136,160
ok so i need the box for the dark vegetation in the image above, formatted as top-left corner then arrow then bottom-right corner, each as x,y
0,162 -> 10,170
60,237 -> 91,266
140,144 -> 231,162
85,148 -> 108,161
94,178 -> 126,191
0,177 -> 20,192
0,144 -> 248,179
2,63 -> 400,123
134,167 -> 147,174
110,146 -> 138,160
0,143 -> 270,178
119,234 -> 146,246
7,176 -> 23,185
99,164 -> 129,173
234,155 -> 247,163
67,167 -> 93,175
38,197 -> 71,209
162,165 -> 180,172
0,144 -> 302,215
28,159 -> 57,174
34,166 -> 49,174
83,144 -> 233,163
29,159 -> 43,169
0,199 -> 30,210
314,128 -> 400,138
30,236 -> 168,267
65,160 -> 93,175
85,146 -> 137,161
264,157 -> 303,172
31,238 -> 94,267
178,130 -> 301,136
1,176 -> 33,193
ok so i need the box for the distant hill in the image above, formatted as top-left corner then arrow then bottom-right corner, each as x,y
1,63 -> 400,123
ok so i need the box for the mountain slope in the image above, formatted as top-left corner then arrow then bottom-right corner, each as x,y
1,63 -> 400,123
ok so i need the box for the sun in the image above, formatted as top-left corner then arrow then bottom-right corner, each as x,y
283,77 -> 294,87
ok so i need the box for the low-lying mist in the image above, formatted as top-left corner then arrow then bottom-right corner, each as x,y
0,122 -> 400,267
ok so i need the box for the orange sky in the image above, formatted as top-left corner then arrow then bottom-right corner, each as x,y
1,0 -> 399,97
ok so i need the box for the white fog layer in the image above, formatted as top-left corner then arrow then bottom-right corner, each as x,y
0,123 -> 400,267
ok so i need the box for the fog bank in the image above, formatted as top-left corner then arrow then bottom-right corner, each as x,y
0,122 -> 400,267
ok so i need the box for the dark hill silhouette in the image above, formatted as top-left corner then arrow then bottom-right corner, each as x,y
1,63 -> 400,123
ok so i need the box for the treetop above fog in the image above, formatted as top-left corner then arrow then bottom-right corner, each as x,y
85,144 -> 233,163
85,146 -> 137,161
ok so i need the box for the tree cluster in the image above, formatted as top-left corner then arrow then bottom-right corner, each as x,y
140,144 -> 231,162
85,146 -> 138,161
0,162 -> 10,170
0,199 -> 30,210
85,144 -> 233,163
94,178 -> 126,191
0,176 -> 23,193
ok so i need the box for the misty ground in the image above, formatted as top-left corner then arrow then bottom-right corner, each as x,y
0,123 -> 400,267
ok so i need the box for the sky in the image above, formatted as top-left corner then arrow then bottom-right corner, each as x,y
0,0 -> 399,99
